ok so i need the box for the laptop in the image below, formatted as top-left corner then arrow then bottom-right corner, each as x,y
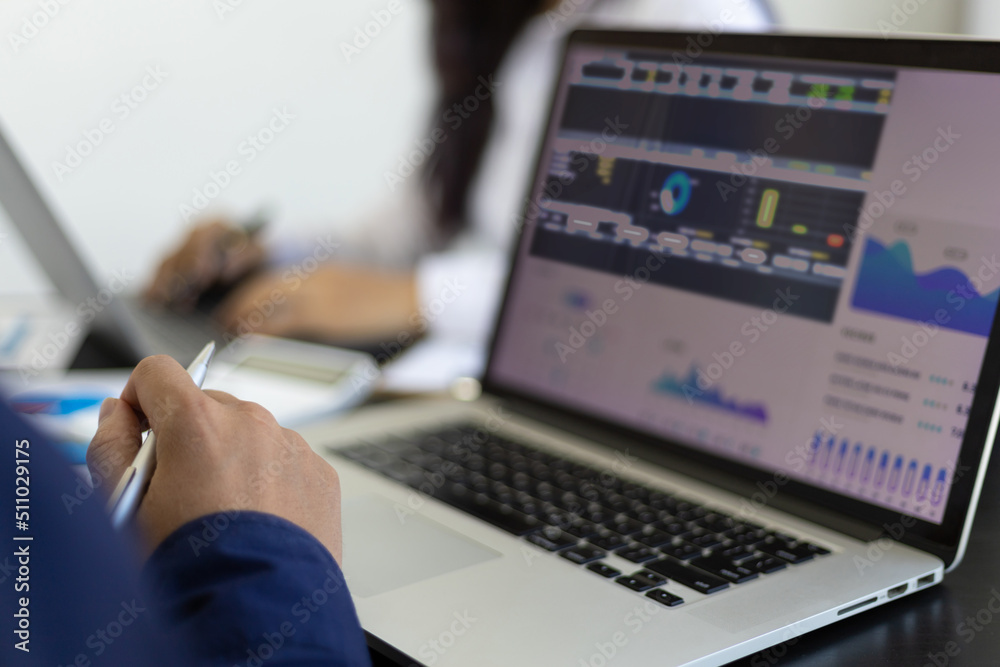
298,30 -> 1000,666
0,126 -> 220,368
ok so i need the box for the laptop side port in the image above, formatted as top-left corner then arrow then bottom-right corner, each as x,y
917,574 -> 936,588
887,584 -> 908,599
838,597 -> 878,616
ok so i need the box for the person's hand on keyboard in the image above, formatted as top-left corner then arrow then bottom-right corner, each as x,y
213,264 -> 420,344
144,218 -> 266,311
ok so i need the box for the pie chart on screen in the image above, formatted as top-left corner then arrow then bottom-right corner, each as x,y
660,171 -> 692,216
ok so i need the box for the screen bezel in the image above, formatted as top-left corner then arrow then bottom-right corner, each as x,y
482,29 -> 1000,568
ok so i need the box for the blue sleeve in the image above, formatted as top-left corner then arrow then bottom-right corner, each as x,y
0,402 -> 188,666
145,512 -> 372,667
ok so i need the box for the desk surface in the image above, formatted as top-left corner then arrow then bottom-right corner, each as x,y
370,443 -> 1000,667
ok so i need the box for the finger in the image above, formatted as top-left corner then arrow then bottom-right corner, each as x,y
203,389 -> 242,405
174,230 -> 223,293
144,253 -> 181,304
214,274 -> 288,332
220,242 -> 266,282
87,398 -> 142,490
119,355 -> 208,432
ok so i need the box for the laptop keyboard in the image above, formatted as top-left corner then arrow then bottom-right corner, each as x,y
337,423 -> 830,607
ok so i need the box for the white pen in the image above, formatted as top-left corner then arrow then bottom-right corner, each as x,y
106,341 -> 217,530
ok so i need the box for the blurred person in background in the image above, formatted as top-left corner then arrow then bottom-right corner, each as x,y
146,0 -> 773,353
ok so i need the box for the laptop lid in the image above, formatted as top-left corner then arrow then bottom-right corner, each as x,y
484,30 -> 1000,569
0,121 -> 148,364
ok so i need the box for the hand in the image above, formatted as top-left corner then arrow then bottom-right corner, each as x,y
87,355 -> 343,562
215,264 -> 420,343
144,219 -> 266,310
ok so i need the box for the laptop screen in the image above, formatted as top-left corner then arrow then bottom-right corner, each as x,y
488,34 -> 1000,528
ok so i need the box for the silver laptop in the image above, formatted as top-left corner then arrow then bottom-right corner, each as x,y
0,127 -> 220,367
299,30 -> 1000,666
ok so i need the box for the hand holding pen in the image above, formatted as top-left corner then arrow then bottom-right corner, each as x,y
88,352 -> 346,561
106,342 -> 216,530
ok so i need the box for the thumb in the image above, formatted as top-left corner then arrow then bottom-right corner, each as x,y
87,398 -> 142,491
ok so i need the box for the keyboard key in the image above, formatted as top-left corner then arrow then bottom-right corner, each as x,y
746,556 -> 787,574
564,520 -> 601,539
660,542 -> 700,561
805,542 -> 831,556
587,562 -> 621,578
580,504 -> 613,525
758,539 -> 815,564
526,527 -> 577,552
691,555 -> 758,584
653,520 -> 693,538
688,533 -> 723,549
553,492 -> 586,512
615,544 -> 658,564
605,516 -> 645,536
718,544 -> 753,562
646,589 -> 685,607
695,512 -> 734,532
561,544 -> 606,565
646,558 -> 730,594
626,506 -> 659,524
431,486 -> 540,536
635,530 -> 673,548
616,575 -> 660,592
730,531 -> 767,548
511,496 -> 541,516
635,570 -> 667,585
589,533 -> 627,551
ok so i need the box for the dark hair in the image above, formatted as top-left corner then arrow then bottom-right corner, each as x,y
424,0 -> 548,242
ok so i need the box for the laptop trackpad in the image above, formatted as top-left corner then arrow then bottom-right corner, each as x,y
341,495 -> 501,598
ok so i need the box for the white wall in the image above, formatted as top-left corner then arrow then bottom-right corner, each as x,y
0,0 -> 975,296
964,0 -> 1000,36
0,0 -> 434,294
770,0 -> 963,34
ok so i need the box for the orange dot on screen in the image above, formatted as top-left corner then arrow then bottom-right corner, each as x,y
827,234 -> 845,248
